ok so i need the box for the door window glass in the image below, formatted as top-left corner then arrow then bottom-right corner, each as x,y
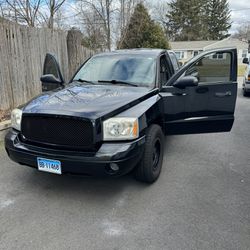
43,54 -> 60,79
160,56 -> 170,85
185,52 -> 231,83
169,53 -> 180,72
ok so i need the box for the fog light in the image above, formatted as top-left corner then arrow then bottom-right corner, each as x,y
110,163 -> 119,172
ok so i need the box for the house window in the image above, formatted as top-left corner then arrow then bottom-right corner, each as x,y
210,53 -> 225,60
193,50 -> 199,57
242,49 -> 248,58
175,51 -> 185,60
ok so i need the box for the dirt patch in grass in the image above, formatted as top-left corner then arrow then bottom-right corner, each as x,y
0,110 -> 11,122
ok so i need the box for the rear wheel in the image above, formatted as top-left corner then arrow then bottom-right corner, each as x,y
134,124 -> 164,183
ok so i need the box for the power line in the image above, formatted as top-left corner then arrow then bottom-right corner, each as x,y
231,8 -> 250,12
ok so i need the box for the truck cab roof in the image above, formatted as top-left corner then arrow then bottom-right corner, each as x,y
94,48 -> 171,58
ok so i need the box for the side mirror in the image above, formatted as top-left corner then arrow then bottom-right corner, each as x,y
41,53 -> 65,91
242,58 -> 249,64
41,74 -> 63,92
40,74 -> 63,84
173,76 -> 198,89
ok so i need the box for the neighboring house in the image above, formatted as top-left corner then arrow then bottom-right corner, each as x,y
170,38 -> 249,66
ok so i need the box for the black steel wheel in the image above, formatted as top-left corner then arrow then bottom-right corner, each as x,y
134,124 -> 164,183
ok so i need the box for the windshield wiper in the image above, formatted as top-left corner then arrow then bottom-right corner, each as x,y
74,79 -> 95,84
98,79 -> 138,87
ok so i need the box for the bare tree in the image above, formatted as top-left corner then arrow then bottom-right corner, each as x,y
148,0 -> 169,27
52,8 -> 70,29
117,0 -> 142,49
36,0 -> 67,29
46,0 -> 67,29
233,23 -> 250,41
80,7 -> 107,51
78,0 -> 115,51
2,0 -> 68,29
77,0 -> 144,50
0,1 -> 7,18
4,0 -> 42,26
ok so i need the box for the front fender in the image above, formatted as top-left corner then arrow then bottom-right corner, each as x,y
116,94 -> 164,136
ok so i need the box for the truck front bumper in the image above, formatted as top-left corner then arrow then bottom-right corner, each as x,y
5,130 -> 145,177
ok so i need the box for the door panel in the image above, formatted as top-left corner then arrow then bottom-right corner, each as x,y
160,48 -> 237,135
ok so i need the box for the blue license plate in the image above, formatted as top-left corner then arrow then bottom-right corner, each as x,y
37,157 -> 62,175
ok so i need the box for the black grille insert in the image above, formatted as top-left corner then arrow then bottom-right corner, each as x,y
21,115 -> 94,150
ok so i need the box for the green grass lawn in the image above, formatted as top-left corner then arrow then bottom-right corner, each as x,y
238,65 -> 247,77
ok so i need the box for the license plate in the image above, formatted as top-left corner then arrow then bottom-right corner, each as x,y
37,157 -> 62,175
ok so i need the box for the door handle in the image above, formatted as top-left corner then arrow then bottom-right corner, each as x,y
172,92 -> 187,96
215,91 -> 231,97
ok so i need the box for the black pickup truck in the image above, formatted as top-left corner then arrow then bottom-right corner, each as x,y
5,48 -> 238,183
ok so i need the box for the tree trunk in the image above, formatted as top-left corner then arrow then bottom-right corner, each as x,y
106,0 -> 111,51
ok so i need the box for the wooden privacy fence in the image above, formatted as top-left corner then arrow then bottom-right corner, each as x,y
0,20 -> 95,111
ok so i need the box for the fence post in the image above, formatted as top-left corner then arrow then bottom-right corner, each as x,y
67,29 -> 84,80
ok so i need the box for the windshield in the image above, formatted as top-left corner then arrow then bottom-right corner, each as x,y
73,54 -> 156,87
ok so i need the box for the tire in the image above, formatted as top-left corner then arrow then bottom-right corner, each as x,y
134,124 -> 164,183
243,89 -> 247,97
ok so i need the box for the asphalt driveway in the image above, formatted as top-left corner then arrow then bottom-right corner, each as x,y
0,87 -> 249,250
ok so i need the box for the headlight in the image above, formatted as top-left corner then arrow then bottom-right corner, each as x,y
11,108 -> 22,131
103,117 -> 139,140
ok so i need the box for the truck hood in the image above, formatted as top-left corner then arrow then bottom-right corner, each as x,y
23,83 -> 154,120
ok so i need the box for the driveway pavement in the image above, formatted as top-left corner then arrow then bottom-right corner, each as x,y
0,85 -> 249,250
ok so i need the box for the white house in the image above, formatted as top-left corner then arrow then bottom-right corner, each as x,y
170,38 -> 249,65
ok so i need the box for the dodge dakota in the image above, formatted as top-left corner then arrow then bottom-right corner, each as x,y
5,48 -> 238,183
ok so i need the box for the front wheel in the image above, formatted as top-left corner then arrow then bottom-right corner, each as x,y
134,124 -> 164,183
